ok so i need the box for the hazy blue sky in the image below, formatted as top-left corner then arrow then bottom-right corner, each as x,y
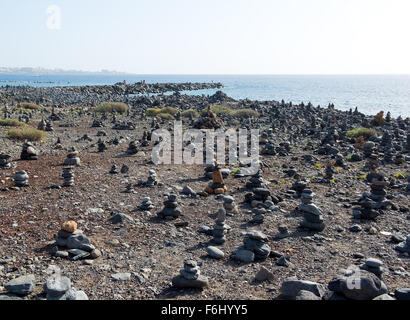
1,0 -> 409,74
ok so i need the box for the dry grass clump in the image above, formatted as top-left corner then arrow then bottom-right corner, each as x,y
7,127 -> 45,141
95,102 -> 129,114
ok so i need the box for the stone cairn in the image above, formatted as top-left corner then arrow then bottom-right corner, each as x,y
172,259 -> 209,289
360,258 -> 385,279
245,169 -> 267,190
0,153 -> 11,169
62,167 -> 75,187
353,174 -> 390,220
126,141 -> 139,155
395,235 -> 410,254
13,171 -> 29,187
232,230 -> 271,263
97,139 -> 107,153
63,149 -> 80,166
109,164 -> 119,174
299,187 -> 325,232
223,195 -> 238,216
212,209 -> 230,245
139,197 -> 154,211
146,169 -> 158,187
45,121 -> 54,132
324,163 -> 335,181
141,131 -> 150,147
158,194 -> 181,219
21,141 -> 38,160
204,165 -> 227,195
51,221 -> 101,262
91,119 -> 104,128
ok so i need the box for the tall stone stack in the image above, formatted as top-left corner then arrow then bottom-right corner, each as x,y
62,167 -> 75,187
13,171 -> 29,187
158,194 -> 181,219
172,259 -> 209,289
299,188 -> 325,232
141,131 -> 150,147
223,196 -> 238,216
245,169 -> 267,190
242,230 -> 271,261
0,153 -> 11,169
97,139 -> 107,153
63,149 -> 80,166
353,175 -> 389,220
21,142 -> 38,160
212,209 -> 229,245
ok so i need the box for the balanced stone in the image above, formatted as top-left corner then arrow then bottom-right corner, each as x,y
212,209 -> 229,245
158,194 -> 181,219
126,141 -> 139,155
0,153 -> 11,169
146,169 -> 158,187
62,167 -> 75,186
109,165 -> 119,174
20,142 -> 38,160
172,259 -> 209,289
97,139 -> 107,152
14,171 -> 29,187
63,149 -> 80,166
139,197 -> 154,211
299,187 -> 325,232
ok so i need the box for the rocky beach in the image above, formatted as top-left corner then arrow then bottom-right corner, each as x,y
0,83 -> 409,301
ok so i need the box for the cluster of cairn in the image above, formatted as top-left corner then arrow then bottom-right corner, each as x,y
126,141 -> 139,155
172,259 -> 209,289
13,171 -> 29,187
212,209 -> 230,245
139,197 -> 154,211
299,187 -> 325,232
0,153 -> 11,169
193,108 -> 222,129
232,230 -> 271,263
37,118 -> 53,131
63,149 -> 80,166
62,167 -> 75,187
51,221 -> 101,262
158,194 -> 181,219
204,166 -> 227,195
21,142 -> 38,160
353,174 -> 390,220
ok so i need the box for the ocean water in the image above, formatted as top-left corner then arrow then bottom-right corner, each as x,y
0,74 -> 409,117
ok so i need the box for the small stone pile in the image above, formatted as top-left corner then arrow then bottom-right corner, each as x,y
360,258 -> 385,279
223,195 -> 238,216
204,165 -> 227,195
0,153 -> 11,169
324,163 -> 335,181
63,149 -> 80,166
363,141 -> 376,158
141,131 -> 150,147
13,171 -> 29,187
353,174 -> 389,220
91,119 -> 104,128
299,187 -> 325,232
21,142 -> 38,160
44,273 -> 88,300
45,121 -> 54,132
172,259 -> 209,289
212,209 -> 229,245
126,141 -> 139,155
193,108 -> 222,129
158,194 -> 181,219
291,179 -> 308,196
395,234 -> 410,254
62,167 -> 75,187
139,197 -> 154,211
109,165 -> 119,174
51,221 -> 101,262
232,230 -> 271,263
146,169 -> 158,187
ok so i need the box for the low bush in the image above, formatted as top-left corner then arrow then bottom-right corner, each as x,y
347,127 -> 379,139
0,119 -> 27,127
157,113 -> 175,120
7,127 -> 45,141
19,102 -> 42,110
95,102 -> 129,114
232,109 -> 260,118
181,109 -> 199,118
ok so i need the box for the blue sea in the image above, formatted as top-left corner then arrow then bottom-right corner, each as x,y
0,74 -> 409,117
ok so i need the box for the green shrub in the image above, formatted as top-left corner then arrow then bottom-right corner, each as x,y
146,108 -> 161,117
7,127 -> 45,141
0,119 -> 27,127
160,106 -> 178,116
201,105 -> 234,116
181,109 -> 199,118
95,102 -> 129,114
157,113 -> 175,120
232,109 -> 259,118
146,106 -> 179,118
19,102 -> 42,110
347,127 -> 379,139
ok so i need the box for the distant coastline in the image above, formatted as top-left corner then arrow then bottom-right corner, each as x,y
0,67 -> 132,76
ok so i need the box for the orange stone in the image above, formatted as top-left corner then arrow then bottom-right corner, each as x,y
205,185 -> 214,194
62,221 -> 77,233
212,169 -> 224,184
214,188 -> 225,195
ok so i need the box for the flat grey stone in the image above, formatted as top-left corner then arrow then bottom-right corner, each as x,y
5,275 -> 35,296
111,273 -> 131,281
280,279 -> 326,298
172,275 -> 209,289
45,276 -> 71,297
206,246 -> 225,259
